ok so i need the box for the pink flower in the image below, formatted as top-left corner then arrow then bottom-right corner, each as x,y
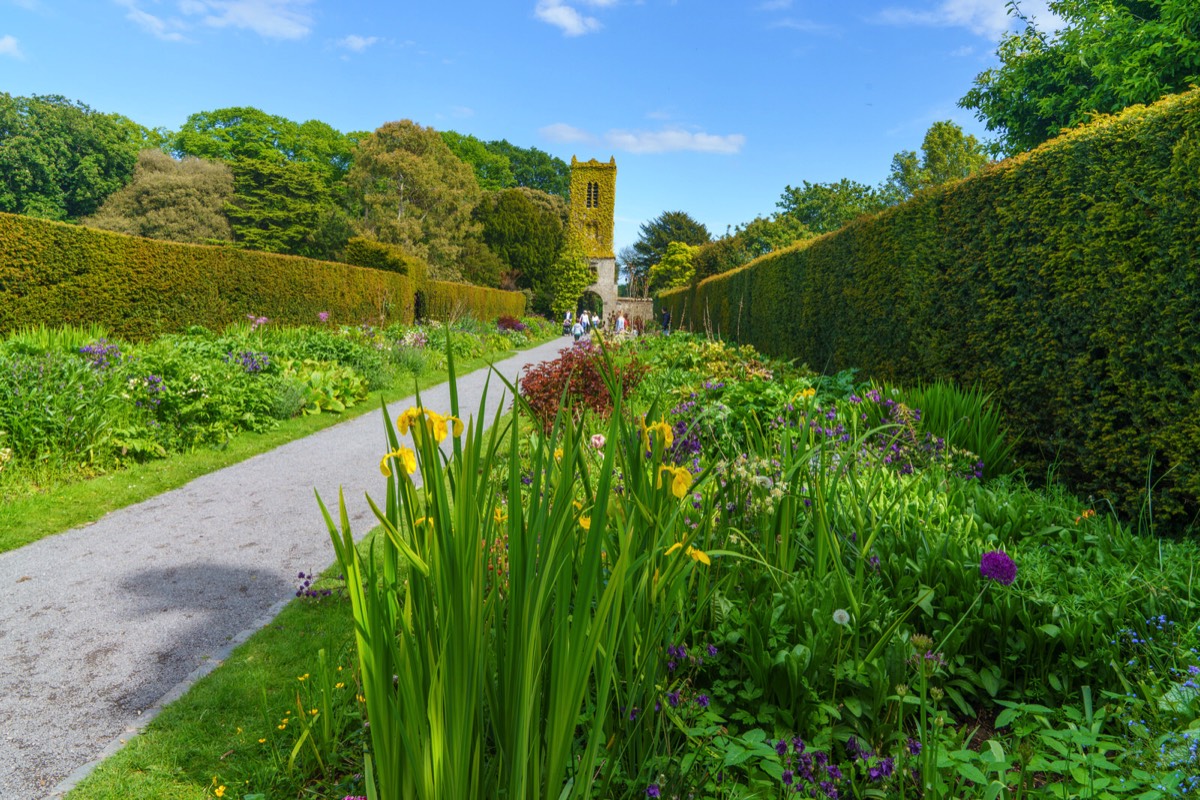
318,311 -> 330,323
591,434 -> 606,450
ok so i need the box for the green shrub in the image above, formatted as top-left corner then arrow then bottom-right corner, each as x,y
659,89 -> 1200,530
341,236 -> 429,285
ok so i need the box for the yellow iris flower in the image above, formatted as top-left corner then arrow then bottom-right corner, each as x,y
792,387 -> 817,401
397,407 -> 464,442
658,465 -> 693,499
664,541 -> 710,565
397,407 -> 424,435
494,506 -> 507,524
379,446 -> 417,477
640,419 -> 674,451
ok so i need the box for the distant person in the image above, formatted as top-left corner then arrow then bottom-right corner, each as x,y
572,319 -> 584,342
661,309 -> 671,333
581,310 -> 591,332
615,313 -> 626,334
563,311 -> 573,335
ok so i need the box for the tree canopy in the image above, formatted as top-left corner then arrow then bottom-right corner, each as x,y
881,120 -> 991,203
648,241 -> 699,293
83,149 -> 234,243
441,131 -> 516,191
475,187 -> 567,290
776,179 -> 887,235
483,139 -> 571,199
171,106 -> 356,185
960,0 -> 1200,155
0,93 -> 152,221
347,119 -> 481,280
629,210 -> 711,289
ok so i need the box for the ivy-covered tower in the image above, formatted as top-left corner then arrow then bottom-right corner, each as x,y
570,156 -> 617,313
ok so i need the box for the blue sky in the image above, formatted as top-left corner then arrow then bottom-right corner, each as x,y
1,0 -> 1060,251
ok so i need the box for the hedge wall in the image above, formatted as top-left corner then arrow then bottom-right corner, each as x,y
0,215 -> 526,340
423,279 -> 526,321
0,214 -> 414,339
660,89 -> 1200,530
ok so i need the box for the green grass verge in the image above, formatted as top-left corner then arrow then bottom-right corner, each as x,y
62,555 -> 365,800
0,339 -> 553,554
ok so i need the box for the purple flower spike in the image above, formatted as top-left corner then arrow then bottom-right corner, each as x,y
980,550 -> 1017,586
646,785 -> 661,798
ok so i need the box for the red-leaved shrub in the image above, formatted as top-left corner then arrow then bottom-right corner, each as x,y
519,342 -> 647,431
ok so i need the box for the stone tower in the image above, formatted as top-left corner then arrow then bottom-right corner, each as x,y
570,156 -> 618,314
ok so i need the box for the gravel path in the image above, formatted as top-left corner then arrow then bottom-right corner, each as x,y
0,336 -> 576,800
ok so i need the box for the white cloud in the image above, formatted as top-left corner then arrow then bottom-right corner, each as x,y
544,122 -> 746,154
874,0 -> 1064,40
9,0 -> 40,9
534,0 -> 602,36
0,34 -> 24,58
337,34 -> 378,52
769,17 -> 834,34
949,44 -> 974,56
758,0 -> 792,9
114,0 -> 311,40
182,0 -> 313,40
605,128 -> 745,155
450,106 -> 474,118
114,0 -> 186,41
540,122 -> 596,144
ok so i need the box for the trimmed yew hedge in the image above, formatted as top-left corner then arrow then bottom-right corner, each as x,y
424,279 -> 526,321
0,214 -> 526,340
660,89 -> 1200,530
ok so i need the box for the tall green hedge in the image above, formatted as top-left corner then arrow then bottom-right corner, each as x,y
0,214 -> 526,340
660,89 -> 1200,530
424,279 -> 526,321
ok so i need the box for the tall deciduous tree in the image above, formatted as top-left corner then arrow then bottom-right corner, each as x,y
960,0 -> 1200,155
648,241 -> 699,293
347,120 -> 481,280
172,107 -> 355,184
776,179 -> 886,235
483,139 -> 571,199
629,211 -> 711,288
83,149 -> 234,243
441,131 -> 515,191
881,120 -> 991,203
0,93 -> 151,220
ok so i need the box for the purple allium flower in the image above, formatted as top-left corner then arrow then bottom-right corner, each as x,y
980,550 -> 1017,586
318,311 -> 330,322
646,784 -> 661,798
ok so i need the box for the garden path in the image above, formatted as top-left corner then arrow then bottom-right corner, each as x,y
0,334 -> 579,800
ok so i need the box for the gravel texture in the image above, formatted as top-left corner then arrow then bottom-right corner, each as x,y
0,336 -> 577,800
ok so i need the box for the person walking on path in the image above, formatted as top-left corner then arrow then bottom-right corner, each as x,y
572,319 -> 584,342
615,312 -> 626,334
